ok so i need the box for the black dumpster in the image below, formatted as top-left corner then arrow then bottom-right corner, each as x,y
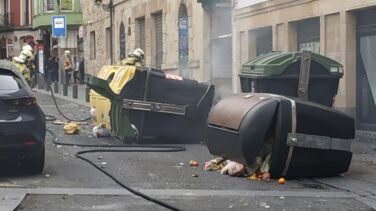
206,93 -> 354,178
87,67 -> 214,144
239,52 -> 343,107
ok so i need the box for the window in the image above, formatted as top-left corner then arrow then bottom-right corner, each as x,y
0,72 -> 21,91
90,31 -> 96,60
34,0 -> 39,15
179,3 -> 189,74
136,17 -> 145,51
255,26 -> 272,56
119,22 -> 126,60
60,0 -> 74,11
45,0 -> 54,12
22,0 -> 29,25
153,12 -> 163,68
297,18 -> 320,53
106,27 -> 111,59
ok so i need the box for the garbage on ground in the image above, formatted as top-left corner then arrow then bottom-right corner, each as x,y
53,120 -> 88,125
92,124 -> 111,138
189,160 -> 199,167
63,122 -> 81,135
203,157 -> 226,171
278,177 -> 286,184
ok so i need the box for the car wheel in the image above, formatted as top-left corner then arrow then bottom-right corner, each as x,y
26,147 -> 45,174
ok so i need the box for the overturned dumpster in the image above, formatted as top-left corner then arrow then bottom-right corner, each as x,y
239,51 -> 343,107
87,66 -> 214,144
206,93 -> 354,178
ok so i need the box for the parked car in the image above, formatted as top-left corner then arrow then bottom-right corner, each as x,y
0,60 -> 45,174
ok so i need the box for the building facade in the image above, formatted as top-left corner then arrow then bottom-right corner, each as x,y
0,0 -> 36,59
32,0 -> 83,84
233,0 -> 376,131
82,0 -> 207,81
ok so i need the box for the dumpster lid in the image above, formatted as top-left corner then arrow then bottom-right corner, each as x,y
241,51 -> 343,76
86,75 -> 117,100
208,94 -> 272,130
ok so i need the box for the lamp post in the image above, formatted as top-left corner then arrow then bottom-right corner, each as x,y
94,0 -> 114,64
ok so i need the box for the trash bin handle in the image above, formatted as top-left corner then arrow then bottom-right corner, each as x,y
195,83 -> 212,107
267,94 -> 297,177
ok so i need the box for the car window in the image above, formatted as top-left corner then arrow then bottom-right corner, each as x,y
0,73 -> 22,91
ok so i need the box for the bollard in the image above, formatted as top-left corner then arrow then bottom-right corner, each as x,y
63,84 -> 68,96
45,81 -> 50,92
72,84 -> 78,99
86,87 -> 90,102
54,82 -> 59,93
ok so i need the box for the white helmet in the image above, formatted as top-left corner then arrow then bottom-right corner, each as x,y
22,44 -> 33,52
131,48 -> 144,62
20,49 -> 34,60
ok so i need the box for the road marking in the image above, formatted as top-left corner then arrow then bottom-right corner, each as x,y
0,192 -> 26,211
0,188 -> 357,198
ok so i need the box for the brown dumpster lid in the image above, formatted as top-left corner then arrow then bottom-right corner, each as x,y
208,94 -> 271,130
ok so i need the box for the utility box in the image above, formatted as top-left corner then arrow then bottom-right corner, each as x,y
239,52 -> 343,107
206,93 -> 354,178
87,67 -> 214,144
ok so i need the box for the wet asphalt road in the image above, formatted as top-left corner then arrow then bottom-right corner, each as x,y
0,92 -> 375,210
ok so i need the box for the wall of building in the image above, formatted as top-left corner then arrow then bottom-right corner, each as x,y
233,0 -> 376,116
82,0 -> 205,81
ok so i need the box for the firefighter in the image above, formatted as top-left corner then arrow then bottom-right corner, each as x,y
12,54 -> 32,86
19,44 -> 36,87
120,48 -> 145,67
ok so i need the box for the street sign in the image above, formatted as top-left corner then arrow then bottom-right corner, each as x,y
52,15 -> 66,38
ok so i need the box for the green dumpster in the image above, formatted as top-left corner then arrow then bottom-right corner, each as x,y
239,51 -> 343,107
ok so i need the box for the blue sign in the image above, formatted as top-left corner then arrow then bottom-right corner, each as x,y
52,15 -> 66,38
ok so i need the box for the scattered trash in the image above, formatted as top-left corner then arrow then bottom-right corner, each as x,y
228,205 -> 233,209
45,174 -> 50,178
192,174 -> 199,177
279,196 -> 285,199
278,177 -> 286,184
220,161 -> 245,177
189,160 -> 199,167
93,124 -> 111,138
52,120 -> 65,125
63,122 -> 81,135
100,162 -> 107,165
203,157 -> 226,171
97,156 -> 103,160
259,202 -> 270,209
56,145 -> 62,148
179,163 -> 185,166
359,151 -> 367,154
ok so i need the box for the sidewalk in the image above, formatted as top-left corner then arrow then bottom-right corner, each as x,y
34,83 -> 90,107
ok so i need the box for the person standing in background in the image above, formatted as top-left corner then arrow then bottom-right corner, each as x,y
79,58 -> 85,84
73,56 -> 80,84
63,50 -> 72,85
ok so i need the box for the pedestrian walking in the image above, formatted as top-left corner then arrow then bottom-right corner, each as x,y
63,50 -> 73,85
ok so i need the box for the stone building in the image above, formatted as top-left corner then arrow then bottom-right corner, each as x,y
82,0 -> 206,81
232,0 -> 376,131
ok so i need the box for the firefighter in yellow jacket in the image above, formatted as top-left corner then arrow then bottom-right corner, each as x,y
12,54 -> 32,86
119,48 -> 145,67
